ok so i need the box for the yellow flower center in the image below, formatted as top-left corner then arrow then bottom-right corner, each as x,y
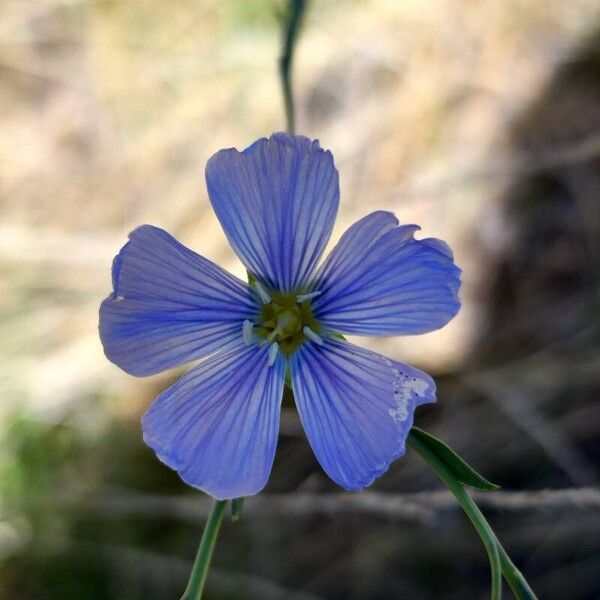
255,291 -> 321,354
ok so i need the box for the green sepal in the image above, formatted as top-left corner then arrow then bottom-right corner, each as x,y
410,427 -> 500,491
230,498 -> 244,522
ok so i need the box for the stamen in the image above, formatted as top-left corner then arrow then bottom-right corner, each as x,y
296,291 -> 321,303
242,320 -> 254,345
254,280 -> 271,304
303,326 -> 323,345
267,342 -> 279,366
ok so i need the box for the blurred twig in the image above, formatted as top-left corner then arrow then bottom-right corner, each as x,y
475,379 -> 598,486
465,360 -> 599,486
54,488 -> 600,526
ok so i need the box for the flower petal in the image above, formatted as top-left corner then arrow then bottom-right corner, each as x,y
290,338 -> 435,491
312,212 -> 461,335
99,225 -> 257,376
206,133 -> 340,292
142,342 -> 285,499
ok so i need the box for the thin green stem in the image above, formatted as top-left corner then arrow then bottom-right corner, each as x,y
497,544 -> 537,600
279,0 -> 308,133
180,499 -> 227,600
408,432 -> 507,600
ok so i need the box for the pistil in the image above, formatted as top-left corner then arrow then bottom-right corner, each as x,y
247,286 -> 323,356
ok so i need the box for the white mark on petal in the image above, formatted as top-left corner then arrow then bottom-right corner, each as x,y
303,326 -> 323,345
388,364 -> 430,423
267,342 -> 279,367
254,280 -> 271,304
296,291 -> 322,303
242,320 -> 254,345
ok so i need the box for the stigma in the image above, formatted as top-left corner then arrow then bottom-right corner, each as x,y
245,282 -> 324,357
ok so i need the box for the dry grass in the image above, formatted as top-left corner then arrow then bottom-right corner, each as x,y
1,0 -> 597,419
1,1 -> 599,598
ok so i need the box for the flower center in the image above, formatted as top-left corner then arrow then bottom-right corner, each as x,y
243,283 -> 323,359
257,292 -> 321,354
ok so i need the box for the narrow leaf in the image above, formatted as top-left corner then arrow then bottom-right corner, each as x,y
410,427 -> 500,491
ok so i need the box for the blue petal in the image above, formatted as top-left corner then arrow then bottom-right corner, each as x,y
99,225 -> 257,376
312,212 -> 461,335
142,342 -> 285,500
290,338 -> 435,491
206,133 -> 340,292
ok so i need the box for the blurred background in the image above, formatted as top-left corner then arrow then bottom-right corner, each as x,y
1,0 -> 599,598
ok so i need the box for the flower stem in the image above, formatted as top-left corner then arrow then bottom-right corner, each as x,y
497,544 -> 537,600
407,431 -> 537,600
279,0 -> 308,134
180,499 -> 227,600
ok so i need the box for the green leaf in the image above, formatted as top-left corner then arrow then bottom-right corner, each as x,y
230,497 -> 244,522
409,427 -> 500,491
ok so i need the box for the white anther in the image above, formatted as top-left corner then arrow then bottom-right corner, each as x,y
242,320 -> 254,345
303,326 -> 323,345
254,280 -> 271,304
267,342 -> 279,366
296,291 -> 322,303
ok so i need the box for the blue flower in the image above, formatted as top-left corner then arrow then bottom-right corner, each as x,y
99,133 -> 461,500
